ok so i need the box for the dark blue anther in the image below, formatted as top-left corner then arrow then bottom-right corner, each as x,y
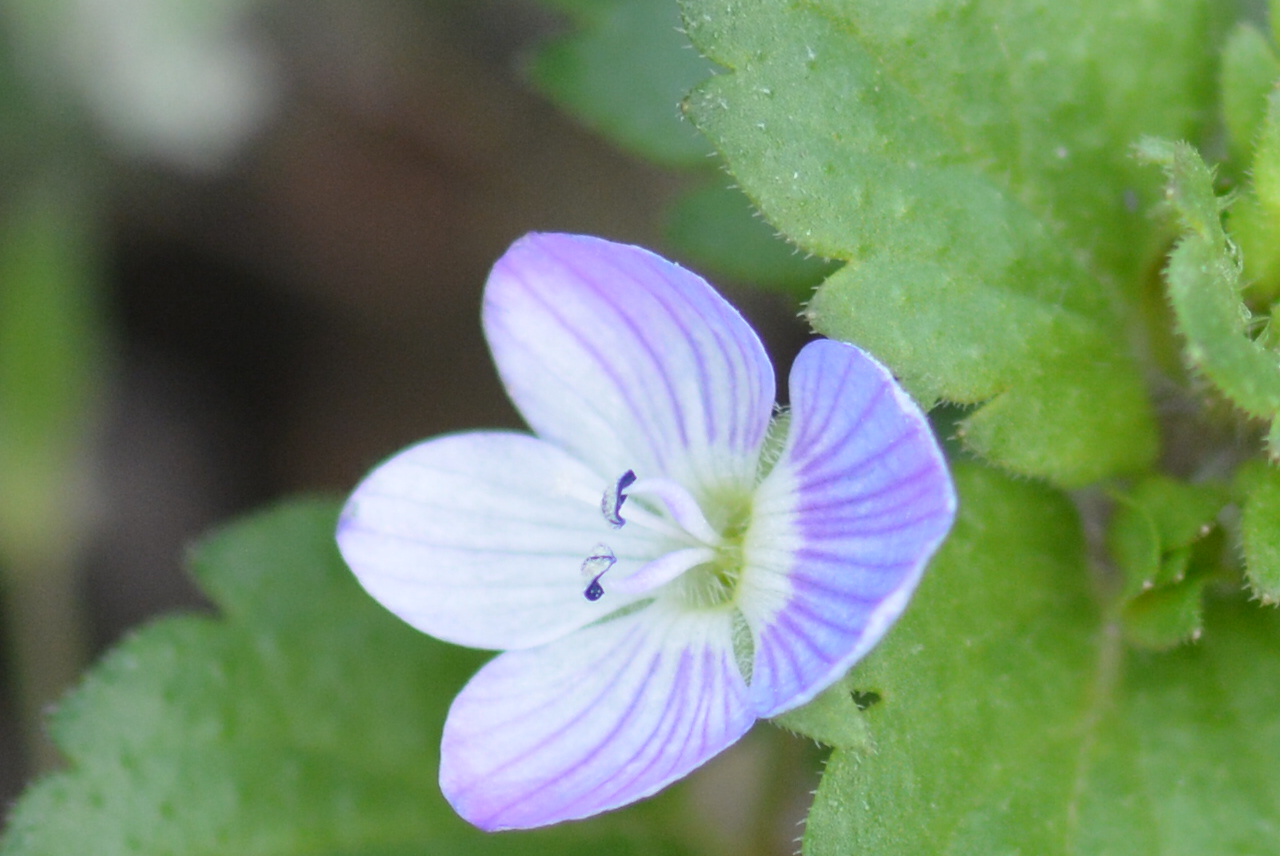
601,469 -> 637,528
581,545 -> 617,601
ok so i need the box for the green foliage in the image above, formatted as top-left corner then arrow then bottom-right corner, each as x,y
1229,87 -> 1280,301
1106,476 -> 1230,649
1140,138 -> 1280,450
664,182 -> 837,295
1220,22 -> 1279,165
771,676 -> 871,752
1242,463 -> 1280,602
803,463 -> 1280,855
0,502 -> 691,856
530,0 -> 715,168
680,0 -> 1217,486
529,0 -> 841,295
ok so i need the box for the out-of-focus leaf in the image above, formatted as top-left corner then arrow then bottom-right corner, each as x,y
1230,87 -> 1280,302
665,182 -> 838,296
1242,464 -> 1280,602
1108,475 -> 1228,598
680,0 -> 1215,485
530,0 -> 715,168
1221,22 -> 1279,164
0,501 -> 693,856
802,463 -> 1280,854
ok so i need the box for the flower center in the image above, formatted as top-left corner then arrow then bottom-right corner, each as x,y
581,471 -> 752,609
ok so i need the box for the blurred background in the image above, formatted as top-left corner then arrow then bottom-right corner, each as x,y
0,0 -> 812,835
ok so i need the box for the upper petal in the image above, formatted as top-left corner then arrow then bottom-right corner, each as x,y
738,340 -> 956,718
336,432 -> 672,650
440,601 -> 755,831
482,233 -> 775,492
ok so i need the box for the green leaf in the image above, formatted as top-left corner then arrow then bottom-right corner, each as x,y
529,0 -> 715,168
771,676 -> 872,752
1120,574 -> 1207,650
1242,464 -> 1280,602
1139,138 -> 1280,446
1107,475 -> 1229,598
0,501 -> 691,856
664,182 -> 838,296
1230,88 -> 1280,301
1220,22 -> 1279,164
680,0 -> 1215,484
803,463 -> 1280,854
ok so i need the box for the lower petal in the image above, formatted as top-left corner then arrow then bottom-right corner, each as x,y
440,602 -> 755,830
739,340 -> 956,717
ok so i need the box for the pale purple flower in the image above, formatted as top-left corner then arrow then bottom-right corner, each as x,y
336,233 -> 956,831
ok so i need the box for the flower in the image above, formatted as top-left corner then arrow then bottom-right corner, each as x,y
336,233 -> 956,831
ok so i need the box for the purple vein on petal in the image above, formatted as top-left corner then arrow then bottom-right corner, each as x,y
495,274 -> 672,471
476,649 -> 664,824
553,249 -> 693,453
577,649 -> 696,815
791,379 -> 892,466
791,429 -> 919,493
795,465 -> 944,518
465,625 -> 649,740
789,349 -> 864,452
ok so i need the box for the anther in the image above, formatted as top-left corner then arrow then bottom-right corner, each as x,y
581,544 -> 617,601
601,470 -> 637,528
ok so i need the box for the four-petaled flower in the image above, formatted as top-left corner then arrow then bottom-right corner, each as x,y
336,233 -> 956,831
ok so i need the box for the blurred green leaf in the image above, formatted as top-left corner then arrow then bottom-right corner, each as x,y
0,501 -> 693,856
1108,475 -> 1229,599
1229,87 -> 1280,301
1139,137 -> 1280,449
1242,464 -> 1280,602
530,0 -> 715,168
803,463 -> 1280,854
1220,22 -> 1279,164
681,0 -> 1218,485
0,183 -> 104,570
1120,572 -> 1208,650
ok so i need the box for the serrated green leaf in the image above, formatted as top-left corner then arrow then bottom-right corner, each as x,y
1242,464 -> 1280,602
1221,23 -> 1280,163
803,463 -> 1280,855
664,182 -> 837,296
1140,138 -> 1280,440
0,501 -> 691,856
529,0 -> 715,168
680,0 -> 1218,485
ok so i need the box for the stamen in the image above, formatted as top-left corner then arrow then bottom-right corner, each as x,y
610,546 -> 717,596
580,544 -> 617,601
625,478 -> 720,545
601,469 -> 637,528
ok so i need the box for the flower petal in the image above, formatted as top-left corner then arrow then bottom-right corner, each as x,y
739,340 -> 956,718
440,601 -> 754,831
482,233 -> 775,493
336,432 -> 673,650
